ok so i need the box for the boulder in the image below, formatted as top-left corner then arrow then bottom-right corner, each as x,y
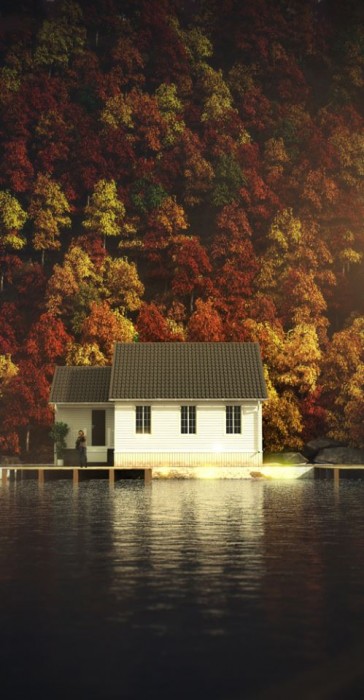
303,437 -> 345,460
314,447 -> 364,464
264,451 -> 308,465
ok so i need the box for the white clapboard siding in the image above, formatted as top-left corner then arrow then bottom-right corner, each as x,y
114,452 -> 262,468
113,401 -> 262,467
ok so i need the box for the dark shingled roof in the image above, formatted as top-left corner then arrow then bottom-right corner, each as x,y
109,342 -> 267,400
50,366 -> 112,403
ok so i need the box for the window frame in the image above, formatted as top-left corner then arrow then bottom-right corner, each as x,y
181,405 -> 196,434
135,405 -> 151,434
226,405 -> 241,434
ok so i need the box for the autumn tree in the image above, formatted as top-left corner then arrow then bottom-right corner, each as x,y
187,299 -> 225,342
212,203 -> 258,328
257,209 -> 332,335
33,0 -> 86,75
25,313 -> 72,371
80,300 -> 135,362
0,191 -> 27,252
0,354 -> 19,453
46,244 -> 100,324
144,195 -> 188,283
136,302 -> 182,342
29,173 -> 71,264
0,360 -> 53,454
102,256 -> 144,312
171,235 -> 213,311
244,320 -> 322,450
0,354 -> 18,397
83,179 -> 135,249
320,316 -> 364,447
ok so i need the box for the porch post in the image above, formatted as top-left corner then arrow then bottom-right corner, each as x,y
144,468 -> 152,483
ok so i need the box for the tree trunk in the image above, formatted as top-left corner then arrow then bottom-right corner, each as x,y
190,290 -> 195,314
25,428 -> 30,453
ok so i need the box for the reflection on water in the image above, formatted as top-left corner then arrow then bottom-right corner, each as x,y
1,478 -> 364,699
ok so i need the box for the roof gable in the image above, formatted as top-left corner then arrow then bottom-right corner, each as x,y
109,342 -> 267,400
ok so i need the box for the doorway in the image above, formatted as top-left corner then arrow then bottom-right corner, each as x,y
92,410 -> 106,445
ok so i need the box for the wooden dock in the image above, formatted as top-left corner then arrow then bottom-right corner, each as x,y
1,465 -> 152,486
314,464 -> 364,484
1,464 -> 364,485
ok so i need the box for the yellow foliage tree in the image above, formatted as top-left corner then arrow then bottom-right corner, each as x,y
83,179 -> 135,248
33,0 -> 86,74
0,355 -> 18,397
149,196 -> 188,238
65,342 -> 108,367
101,93 -> 134,130
258,209 -> 331,333
343,364 -> 364,447
29,174 -> 71,263
102,256 -> 144,312
0,190 -> 27,250
267,324 -> 322,395
242,320 -> 322,449
46,245 -> 98,315
263,374 -> 304,452
198,64 -> 236,122
320,316 -> 364,446
155,83 -> 185,145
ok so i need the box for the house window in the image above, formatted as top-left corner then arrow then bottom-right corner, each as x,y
226,406 -> 241,434
181,406 -> 196,434
136,406 -> 151,434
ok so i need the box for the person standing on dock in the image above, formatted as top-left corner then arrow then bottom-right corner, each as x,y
76,430 -> 87,468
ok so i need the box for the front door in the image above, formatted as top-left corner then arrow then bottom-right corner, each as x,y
92,410 -> 106,445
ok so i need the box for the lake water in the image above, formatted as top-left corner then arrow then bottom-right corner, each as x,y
1,477 -> 364,699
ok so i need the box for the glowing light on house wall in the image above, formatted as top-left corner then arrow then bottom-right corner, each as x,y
212,442 -> 224,453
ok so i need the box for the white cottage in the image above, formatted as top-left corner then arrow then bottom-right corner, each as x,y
50,342 -> 268,476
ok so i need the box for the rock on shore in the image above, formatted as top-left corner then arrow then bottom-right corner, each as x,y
313,446 -> 364,464
264,439 -> 364,465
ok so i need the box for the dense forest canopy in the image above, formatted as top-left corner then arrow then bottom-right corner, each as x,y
0,0 -> 363,456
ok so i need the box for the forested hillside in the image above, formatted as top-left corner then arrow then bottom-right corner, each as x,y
0,0 -> 363,456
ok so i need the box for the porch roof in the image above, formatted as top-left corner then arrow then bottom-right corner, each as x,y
50,366 -> 111,403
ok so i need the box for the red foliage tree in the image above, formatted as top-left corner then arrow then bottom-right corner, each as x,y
187,299 -> 225,342
136,302 -> 181,342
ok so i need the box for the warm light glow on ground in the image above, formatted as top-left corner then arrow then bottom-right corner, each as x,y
197,467 -> 222,479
